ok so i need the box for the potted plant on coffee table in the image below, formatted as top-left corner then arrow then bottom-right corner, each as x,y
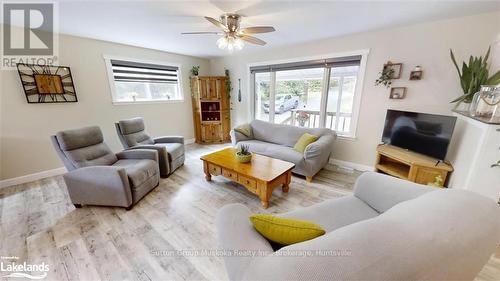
236,144 -> 252,163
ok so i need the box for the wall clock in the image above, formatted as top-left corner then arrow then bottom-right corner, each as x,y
16,63 -> 78,103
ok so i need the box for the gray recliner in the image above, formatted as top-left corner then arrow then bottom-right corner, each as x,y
51,126 -> 160,210
115,117 -> 185,177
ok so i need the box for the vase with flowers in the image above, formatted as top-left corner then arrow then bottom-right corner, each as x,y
296,111 -> 310,127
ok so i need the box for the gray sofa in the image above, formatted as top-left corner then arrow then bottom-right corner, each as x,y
51,126 -> 160,210
216,172 -> 500,281
115,117 -> 185,177
231,120 -> 336,181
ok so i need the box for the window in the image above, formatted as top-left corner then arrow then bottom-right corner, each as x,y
250,52 -> 367,137
254,72 -> 271,121
104,57 -> 183,104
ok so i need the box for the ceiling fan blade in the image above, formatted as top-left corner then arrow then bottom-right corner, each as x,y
181,32 -> 223,35
204,16 -> 227,31
240,26 -> 275,34
239,35 -> 266,46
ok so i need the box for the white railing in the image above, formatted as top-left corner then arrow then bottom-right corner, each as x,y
280,109 -> 352,133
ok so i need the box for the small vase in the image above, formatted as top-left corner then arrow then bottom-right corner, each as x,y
235,152 -> 252,163
469,85 -> 500,123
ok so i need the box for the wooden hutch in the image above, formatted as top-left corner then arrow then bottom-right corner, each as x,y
191,76 -> 231,143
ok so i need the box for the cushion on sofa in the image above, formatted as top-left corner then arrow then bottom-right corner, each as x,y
113,159 -> 158,188
354,172 -> 434,213
282,196 -> 379,232
234,123 -> 253,138
250,214 -> 326,245
251,120 -> 332,147
239,140 -> 303,164
294,133 -> 319,153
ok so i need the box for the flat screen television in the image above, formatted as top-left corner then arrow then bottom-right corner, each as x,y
381,110 -> 457,160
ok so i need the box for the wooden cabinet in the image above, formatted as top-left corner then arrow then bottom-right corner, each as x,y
201,123 -> 223,143
375,144 -> 454,187
191,76 -> 231,143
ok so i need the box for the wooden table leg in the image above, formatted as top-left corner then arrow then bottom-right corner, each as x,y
282,170 -> 291,192
203,161 -> 211,181
258,183 -> 272,209
260,200 -> 269,209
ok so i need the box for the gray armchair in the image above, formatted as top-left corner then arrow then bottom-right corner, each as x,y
115,117 -> 185,177
51,126 -> 160,210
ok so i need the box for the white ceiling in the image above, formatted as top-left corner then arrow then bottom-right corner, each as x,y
6,1 -> 500,58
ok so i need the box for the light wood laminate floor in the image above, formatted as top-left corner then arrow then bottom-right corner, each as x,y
0,144 -> 498,281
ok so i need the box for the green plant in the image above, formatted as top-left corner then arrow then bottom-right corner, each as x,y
450,47 -> 500,105
493,128 -> 500,168
190,65 -> 200,76
225,68 -> 232,97
375,67 -> 395,88
238,144 -> 250,155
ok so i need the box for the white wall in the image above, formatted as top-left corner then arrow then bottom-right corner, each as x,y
0,28 -> 210,180
209,11 -> 500,168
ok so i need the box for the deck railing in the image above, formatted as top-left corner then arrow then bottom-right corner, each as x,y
279,109 -> 352,133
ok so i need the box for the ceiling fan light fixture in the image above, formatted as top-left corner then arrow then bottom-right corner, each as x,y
216,36 -> 228,49
234,37 -> 244,50
217,34 -> 244,52
183,13 -> 274,52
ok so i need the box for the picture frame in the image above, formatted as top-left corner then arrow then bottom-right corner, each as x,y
383,62 -> 403,79
410,70 -> 423,80
16,63 -> 78,103
390,87 -> 407,99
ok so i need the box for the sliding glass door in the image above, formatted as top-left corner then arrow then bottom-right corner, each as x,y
275,68 -> 324,127
254,72 -> 271,122
326,65 -> 359,134
251,54 -> 364,137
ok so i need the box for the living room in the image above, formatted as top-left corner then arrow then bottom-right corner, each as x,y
0,1 -> 499,280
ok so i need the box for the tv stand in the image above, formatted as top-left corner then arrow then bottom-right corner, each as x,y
375,144 -> 454,187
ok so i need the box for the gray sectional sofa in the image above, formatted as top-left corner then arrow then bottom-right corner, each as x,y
230,120 -> 336,181
216,172 -> 500,281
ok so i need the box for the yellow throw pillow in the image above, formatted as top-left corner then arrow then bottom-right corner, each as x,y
234,124 -> 253,138
293,133 -> 319,153
249,214 -> 326,245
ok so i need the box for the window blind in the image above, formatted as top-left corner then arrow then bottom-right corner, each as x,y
250,55 -> 362,73
110,59 -> 179,84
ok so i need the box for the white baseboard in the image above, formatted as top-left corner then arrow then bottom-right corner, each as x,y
329,158 -> 374,172
0,167 -> 67,190
0,140 -> 197,190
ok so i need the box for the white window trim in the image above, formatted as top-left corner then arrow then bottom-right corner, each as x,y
103,54 -> 184,105
247,49 -> 370,139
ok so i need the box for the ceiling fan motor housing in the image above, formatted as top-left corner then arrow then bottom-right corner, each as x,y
220,14 -> 241,32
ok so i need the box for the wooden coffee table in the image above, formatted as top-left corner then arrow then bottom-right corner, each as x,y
200,147 -> 295,208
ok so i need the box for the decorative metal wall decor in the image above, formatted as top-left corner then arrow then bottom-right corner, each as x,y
16,63 -> 78,103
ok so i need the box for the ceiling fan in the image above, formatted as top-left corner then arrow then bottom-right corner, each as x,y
181,14 -> 275,51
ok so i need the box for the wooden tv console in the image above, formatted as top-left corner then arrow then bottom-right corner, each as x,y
375,144 -> 453,187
